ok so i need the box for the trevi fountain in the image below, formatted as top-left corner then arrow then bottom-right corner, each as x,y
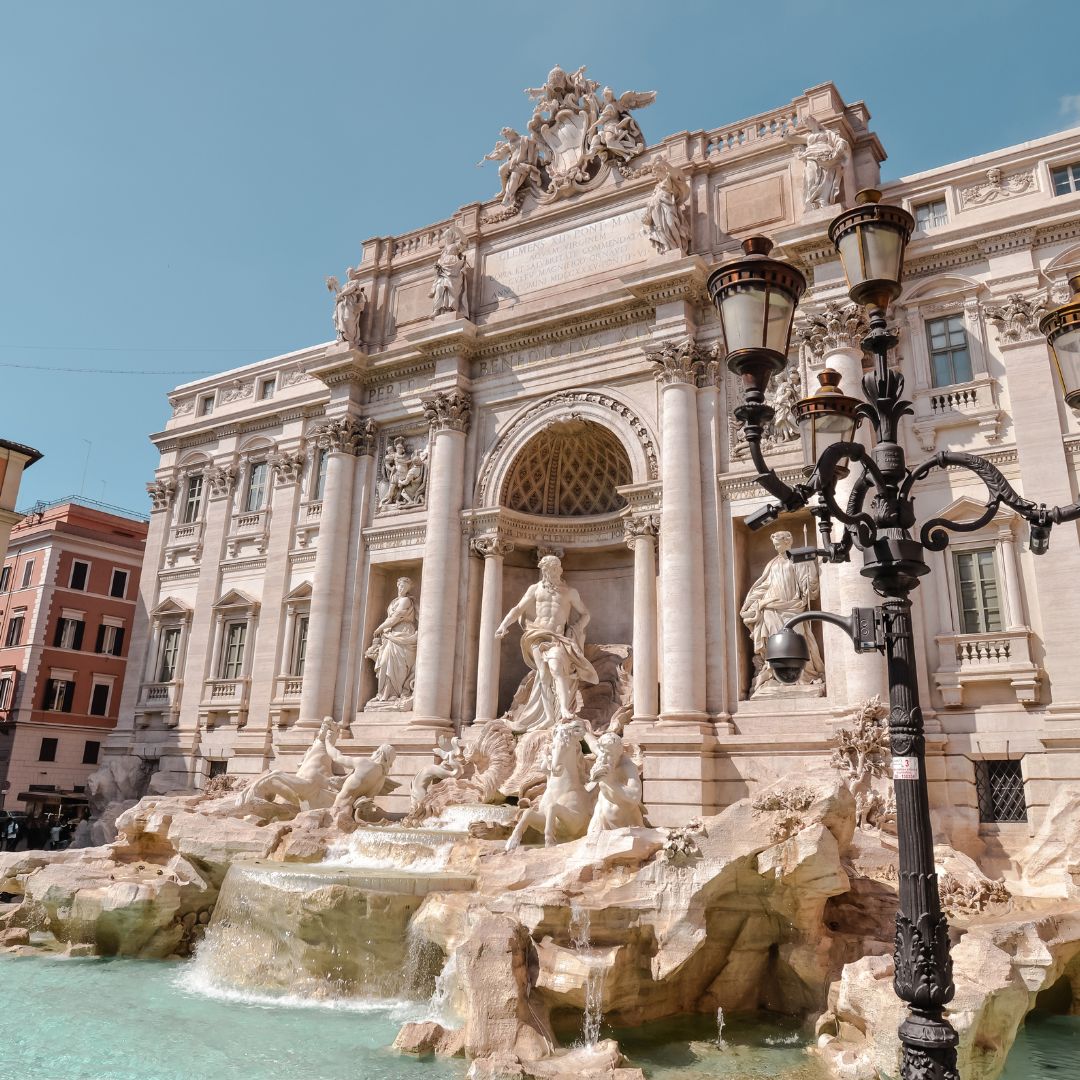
4,68 -> 1080,1080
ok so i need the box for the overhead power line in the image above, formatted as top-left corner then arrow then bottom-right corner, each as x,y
0,361 -> 215,375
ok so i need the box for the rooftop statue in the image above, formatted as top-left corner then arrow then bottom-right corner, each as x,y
326,266 -> 366,347
479,64 -> 656,206
430,226 -> 470,318
642,158 -> 691,255
782,115 -> 849,211
496,555 -> 598,733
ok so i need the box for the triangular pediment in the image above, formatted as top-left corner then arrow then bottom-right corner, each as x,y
212,588 -> 259,611
284,580 -> 313,602
151,596 -> 192,617
934,495 -> 1017,530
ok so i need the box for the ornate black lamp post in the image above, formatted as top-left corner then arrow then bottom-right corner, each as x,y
708,193 -> 1080,1080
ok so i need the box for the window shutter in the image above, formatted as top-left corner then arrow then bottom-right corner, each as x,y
42,680 -> 55,709
95,625 -> 106,653
73,622 -> 85,651
53,622 -> 64,648
114,627 -> 125,656
62,681 -> 75,713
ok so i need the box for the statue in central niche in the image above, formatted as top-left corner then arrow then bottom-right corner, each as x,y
496,555 -> 598,732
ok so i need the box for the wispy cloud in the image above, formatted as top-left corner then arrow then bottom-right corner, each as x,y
1061,94 -> 1080,130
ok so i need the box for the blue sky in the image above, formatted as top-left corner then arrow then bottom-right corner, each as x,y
2,1 -> 1078,513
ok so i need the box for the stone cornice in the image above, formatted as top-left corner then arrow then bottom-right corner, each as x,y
719,466 -> 807,502
362,522 -> 428,551
154,405 -> 325,454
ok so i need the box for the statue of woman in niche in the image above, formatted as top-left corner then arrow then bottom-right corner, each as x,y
740,529 -> 824,697
430,227 -> 470,318
364,577 -> 418,710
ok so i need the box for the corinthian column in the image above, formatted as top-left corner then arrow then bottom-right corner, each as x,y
298,416 -> 376,726
624,514 -> 659,722
649,340 -> 707,723
471,533 -> 513,724
412,389 -> 472,729
797,301 -> 886,705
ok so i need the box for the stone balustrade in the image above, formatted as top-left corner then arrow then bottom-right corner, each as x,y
912,373 -> 1002,450
933,627 -> 1040,706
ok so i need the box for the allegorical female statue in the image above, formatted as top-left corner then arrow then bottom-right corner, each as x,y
364,577 -> 418,710
740,529 -> 824,697
430,227 -> 470,318
325,266 -> 366,346
782,116 -> 849,211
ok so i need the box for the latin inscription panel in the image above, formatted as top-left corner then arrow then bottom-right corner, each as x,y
481,210 -> 652,307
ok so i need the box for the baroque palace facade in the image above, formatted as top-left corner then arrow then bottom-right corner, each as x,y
108,75 -> 1080,860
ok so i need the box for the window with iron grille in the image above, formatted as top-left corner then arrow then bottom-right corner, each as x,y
926,314 -> 973,387
975,759 -> 1027,823
207,758 -> 228,779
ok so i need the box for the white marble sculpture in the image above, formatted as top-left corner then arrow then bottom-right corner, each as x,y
641,159 -> 691,255
364,577 -> 418,710
431,227 -> 470,318
327,741 -> 398,819
225,718 -> 340,821
495,555 -> 598,733
740,529 -> 824,696
783,116 -> 849,210
584,86 -> 655,162
411,735 -> 467,808
478,127 -> 542,209
379,436 -> 428,509
505,716 -> 595,850
586,732 -> 645,836
767,369 -> 802,443
326,266 -> 366,347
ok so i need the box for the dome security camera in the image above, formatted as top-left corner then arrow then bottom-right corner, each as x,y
764,628 -> 810,684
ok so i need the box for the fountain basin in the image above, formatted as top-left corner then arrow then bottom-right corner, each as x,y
190,861 -> 473,1000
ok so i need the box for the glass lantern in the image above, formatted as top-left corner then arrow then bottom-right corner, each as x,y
828,190 -> 915,311
1040,274 -> 1080,410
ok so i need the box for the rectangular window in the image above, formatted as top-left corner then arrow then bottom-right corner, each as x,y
975,760 -> 1027,823
5,615 -> 24,647
260,377 -> 276,400
43,679 -> 74,713
199,394 -> 215,416
244,461 -> 269,513
221,621 -> 247,679
89,684 -> 110,717
0,676 -> 12,710
313,449 -> 328,501
20,560 -> 34,589
39,737 -> 58,762
207,758 -> 228,779
109,569 -> 129,599
0,566 -> 10,591
926,314 -> 973,387
182,474 -> 204,524
69,560 -> 90,591
293,615 -> 309,677
158,627 -> 182,681
53,617 -> 85,651
95,623 -> 125,657
954,548 -> 1003,634
915,198 -> 948,230
1051,162 -> 1080,197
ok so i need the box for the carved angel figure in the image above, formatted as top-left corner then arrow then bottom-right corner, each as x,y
782,116 -> 849,210
478,127 -> 542,208
379,436 -> 428,508
430,227 -> 470,318
326,266 -> 366,346
642,158 -> 691,254
585,86 -> 655,162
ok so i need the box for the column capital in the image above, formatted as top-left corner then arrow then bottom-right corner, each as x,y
313,416 -> 377,456
267,448 -> 306,486
205,464 -> 238,499
422,388 -> 472,433
795,299 -> 870,361
146,478 -> 177,512
471,534 -> 514,559
647,338 -> 708,386
623,513 -> 660,548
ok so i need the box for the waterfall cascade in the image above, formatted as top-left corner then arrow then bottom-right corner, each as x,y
568,903 -> 605,1048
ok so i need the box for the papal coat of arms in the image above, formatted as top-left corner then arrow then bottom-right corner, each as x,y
479,65 -> 655,211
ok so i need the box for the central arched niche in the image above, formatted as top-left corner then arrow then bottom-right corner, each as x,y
495,416 -> 635,717
500,417 -> 632,517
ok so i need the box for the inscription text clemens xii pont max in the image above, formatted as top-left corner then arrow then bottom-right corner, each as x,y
482,210 -> 653,306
